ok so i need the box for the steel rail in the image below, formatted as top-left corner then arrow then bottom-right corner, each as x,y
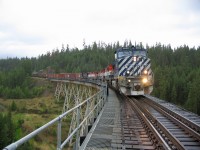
127,97 -> 171,150
145,96 -> 200,133
108,86 -> 166,149
143,98 -> 200,141
133,98 -> 186,150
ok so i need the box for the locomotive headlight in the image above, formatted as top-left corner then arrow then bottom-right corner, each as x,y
133,56 -> 137,62
128,79 -> 131,83
144,70 -> 148,74
142,78 -> 148,84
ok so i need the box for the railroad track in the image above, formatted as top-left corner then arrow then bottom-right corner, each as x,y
145,95 -> 200,133
115,92 -> 169,149
133,96 -> 200,150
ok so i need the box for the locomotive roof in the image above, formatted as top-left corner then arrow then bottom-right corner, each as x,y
116,46 -> 147,52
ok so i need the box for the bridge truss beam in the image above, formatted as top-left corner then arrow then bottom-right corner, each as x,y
54,81 -> 103,149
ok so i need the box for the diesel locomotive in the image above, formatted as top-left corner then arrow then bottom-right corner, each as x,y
112,46 -> 154,95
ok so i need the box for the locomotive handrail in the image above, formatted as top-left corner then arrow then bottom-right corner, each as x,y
3,82 -> 108,150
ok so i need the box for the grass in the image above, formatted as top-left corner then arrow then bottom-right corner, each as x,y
0,78 -> 72,150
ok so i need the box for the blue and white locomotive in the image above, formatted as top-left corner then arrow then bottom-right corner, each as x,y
112,46 -> 154,96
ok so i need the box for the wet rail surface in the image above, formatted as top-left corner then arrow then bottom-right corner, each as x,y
133,96 -> 200,150
145,95 -> 200,133
118,96 -> 157,149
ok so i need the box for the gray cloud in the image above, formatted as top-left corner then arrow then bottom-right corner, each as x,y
0,23 -> 44,45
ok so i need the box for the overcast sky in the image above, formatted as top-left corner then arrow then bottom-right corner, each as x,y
0,0 -> 200,58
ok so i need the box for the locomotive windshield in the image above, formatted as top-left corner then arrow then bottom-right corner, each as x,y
133,50 -> 147,57
116,47 -> 147,59
117,50 -> 146,58
117,50 -> 132,58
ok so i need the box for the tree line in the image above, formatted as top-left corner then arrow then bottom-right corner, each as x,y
0,68 -> 45,99
0,41 -> 200,115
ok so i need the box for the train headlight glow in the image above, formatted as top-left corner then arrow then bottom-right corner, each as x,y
133,56 -> 137,62
142,78 -> 148,83
128,79 -> 131,83
144,70 -> 148,74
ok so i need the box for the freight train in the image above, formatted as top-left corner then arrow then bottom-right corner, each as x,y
36,46 -> 154,96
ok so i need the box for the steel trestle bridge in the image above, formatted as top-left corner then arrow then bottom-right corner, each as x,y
3,79 -> 200,150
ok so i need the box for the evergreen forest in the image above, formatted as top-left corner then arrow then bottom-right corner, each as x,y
0,41 -> 200,148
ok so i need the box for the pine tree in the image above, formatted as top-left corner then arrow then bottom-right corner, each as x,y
11,101 -> 17,111
6,111 -> 14,143
171,85 -> 177,103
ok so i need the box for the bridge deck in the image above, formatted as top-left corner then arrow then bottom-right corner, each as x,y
81,88 -> 122,149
